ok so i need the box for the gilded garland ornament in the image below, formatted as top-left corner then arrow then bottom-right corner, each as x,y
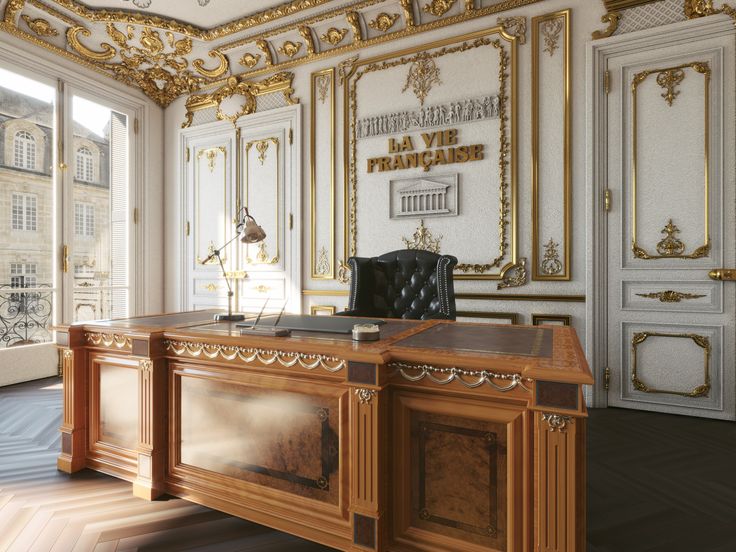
321,27 -> 348,46
20,15 -> 58,36
401,219 -> 442,253
497,15 -> 526,44
401,53 -> 442,106
389,361 -> 532,392
635,290 -> 707,303
368,12 -> 399,33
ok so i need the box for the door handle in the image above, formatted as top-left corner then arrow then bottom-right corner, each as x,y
709,269 -> 736,281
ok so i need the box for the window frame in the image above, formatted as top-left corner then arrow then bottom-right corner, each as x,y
13,130 -> 36,170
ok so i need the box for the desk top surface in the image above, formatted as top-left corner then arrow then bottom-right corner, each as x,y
62,310 -> 592,384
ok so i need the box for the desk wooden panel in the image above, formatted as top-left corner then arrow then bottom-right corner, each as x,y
55,313 -> 593,552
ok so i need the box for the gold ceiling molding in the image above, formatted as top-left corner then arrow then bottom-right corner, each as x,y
278,40 -> 302,58
423,0 -> 457,17
239,52 -> 260,68
368,12 -> 400,33
47,0 -> 335,40
182,72 -> 298,128
321,27 -> 348,46
497,15 -> 526,44
20,14 -> 58,35
591,11 -> 620,39
684,0 -> 736,22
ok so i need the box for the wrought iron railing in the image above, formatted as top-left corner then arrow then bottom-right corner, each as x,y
0,284 -> 52,347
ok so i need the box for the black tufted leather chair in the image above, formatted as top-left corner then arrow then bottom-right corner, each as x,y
337,249 -> 457,320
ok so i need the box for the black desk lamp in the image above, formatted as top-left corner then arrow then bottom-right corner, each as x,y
202,207 -> 266,321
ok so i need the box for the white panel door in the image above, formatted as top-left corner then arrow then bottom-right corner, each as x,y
598,20 -> 735,419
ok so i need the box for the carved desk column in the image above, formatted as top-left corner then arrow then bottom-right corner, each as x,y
347,361 -> 388,551
56,326 -> 88,474
129,332 -> 168,500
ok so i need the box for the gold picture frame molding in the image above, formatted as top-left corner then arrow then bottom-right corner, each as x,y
342,26 -> 518,281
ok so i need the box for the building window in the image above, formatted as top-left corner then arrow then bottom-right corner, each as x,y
74,202 -> 94,237
11,193 -> 37,231
13,130 -> 36,170
10,263 -> 37,288
76,146 -> 94,182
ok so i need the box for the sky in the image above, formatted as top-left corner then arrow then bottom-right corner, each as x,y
0,67 -> 113,137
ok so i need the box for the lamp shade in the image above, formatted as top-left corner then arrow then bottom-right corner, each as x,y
241,217 -> 267,243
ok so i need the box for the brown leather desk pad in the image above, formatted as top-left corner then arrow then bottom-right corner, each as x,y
395,323 -> 553,357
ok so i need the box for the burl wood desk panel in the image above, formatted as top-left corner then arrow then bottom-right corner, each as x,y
55,311 -> 593,552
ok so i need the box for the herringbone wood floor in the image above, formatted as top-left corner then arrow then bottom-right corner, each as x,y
0,378 -> 336,552
3,378 -> 736,551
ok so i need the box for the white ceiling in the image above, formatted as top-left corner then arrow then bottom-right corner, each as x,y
73,0 -> 306,29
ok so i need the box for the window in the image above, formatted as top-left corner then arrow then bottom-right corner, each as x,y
74,202 -> 94,237
76,146 -> 94,182
10,263 -> 37,288
11,193 -> 37,231
13,130 -> 36,170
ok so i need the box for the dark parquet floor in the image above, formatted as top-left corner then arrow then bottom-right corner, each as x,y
2,378 -> 736,551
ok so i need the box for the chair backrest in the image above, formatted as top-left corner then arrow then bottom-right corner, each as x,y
347,249 -> 457,320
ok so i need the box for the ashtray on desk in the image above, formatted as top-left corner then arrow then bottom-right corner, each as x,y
352,323 -> 380,341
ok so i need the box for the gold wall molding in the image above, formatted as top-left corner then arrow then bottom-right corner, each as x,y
311,67 -> 336,280
532,10 -> 571,281
497,15 -> 527,44
302,289 -> 349,296
497,257 -> 527,290
631,62 -> 711,260
631,332 -> 711,397
343,27 -> 518,281
244,136 -> 280,265
635,290 -> 707,302
310,305 -> 337,315
182,72 -> 298,128
20,14 -> 58,36
368,12 -> 400,33
164,339 -> 346,372
457,292 -> 585,302
194,145 -> 228,265
591,11 -> 620,39
456,311 -> 519,324
401,219 -> 442,253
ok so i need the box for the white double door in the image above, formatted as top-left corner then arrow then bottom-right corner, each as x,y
592,17 -> 736,419
183,106 -> 301,315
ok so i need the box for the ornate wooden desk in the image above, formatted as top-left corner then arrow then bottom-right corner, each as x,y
55,311 -> 592,552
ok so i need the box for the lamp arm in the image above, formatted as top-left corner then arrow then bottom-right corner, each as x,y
216,252 -> 233,295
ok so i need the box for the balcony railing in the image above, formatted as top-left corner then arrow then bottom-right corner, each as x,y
0,284 -> 52,348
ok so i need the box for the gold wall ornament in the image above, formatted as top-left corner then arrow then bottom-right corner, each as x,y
591,11 -> 620,39
315,247 -> 331,275
401,219 -> 442,253
182,72 -> 297,128
298,26 -> 316,55
337,260 -> 351,284
321,27 -> 348,46
631,62 -> 711,260
368,12 -> 400,33
684,0 -> 719,17
198,146 -> 225,172
66,25 -> 117,61
354,388 -> 376,404
497,15 -> 527,44
203,283 -> 219,292
278,40 -> 302,58
423,0 -> 457,18
465,0 -> 475,12
400,0 -> 415,27
20,14 -> 58,36
346,12 -> 363,42
540,238 -> 563,275
388,361 -> 532,392
497,258 -> 527,290
3,0 -> 24,23
256,39 -> 274,66
656,68 -> 685,106
541,413 -> 573,432
255,139 -> 270,164
635,290 -> 707,302
192,49 -> 230,79
315,72 -> 331,103
401,53 -> 442,106
631,332 -> 711,398
164,339 -> 346,372
337,55 -> 359,84
139,359 -> 153,373
541,17 -> 563,56
239,52 -> 261,68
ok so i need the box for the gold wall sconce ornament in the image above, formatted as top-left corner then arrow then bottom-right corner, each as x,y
497,15 -> 527,44
321,27 -> 348,46
497,258 -> 527,290
635,290 -> 706,302
368,12 -> 400,33
423,0 -> 457,18
401,53 -> 442,106
278,40 -> 302,58
631,331 -> 711,398
182,72 -> 298,128
20,15 -> 58,37
401,219 -> 442,253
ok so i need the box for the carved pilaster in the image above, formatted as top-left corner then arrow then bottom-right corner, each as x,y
133,358 -> 166,500
535,411 -> 586,552
57,344 -> 87,473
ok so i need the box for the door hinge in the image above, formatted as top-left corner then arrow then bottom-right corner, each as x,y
133,208 -> 139,224
186,221 -> 191,236
185,147 -> 190,163
288,128 -> 293,145
289,213 -> 294,230
604,188 -> 612,212
61,244 -> 69,273
604,367 -> 611,391
603,70 -> 611,95
134,118 -> 139,134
